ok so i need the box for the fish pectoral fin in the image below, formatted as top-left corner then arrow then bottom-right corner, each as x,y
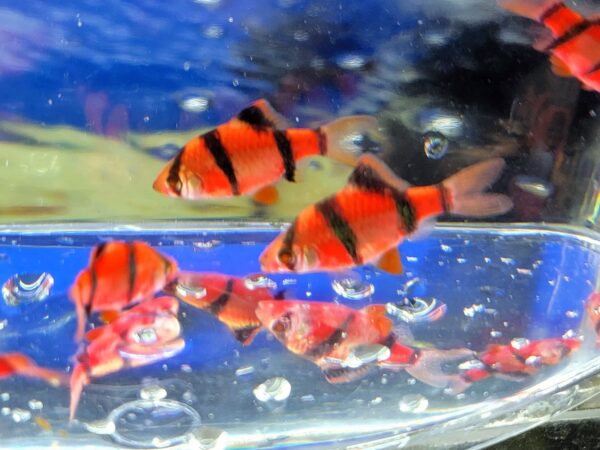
549,54 -> 573,77
233,99 -> 291,129
99,310 -> 121,324
252,185 -> 279,205
375,247 -> 403,275
232,326 -> 262,345
321,364 -> 375,383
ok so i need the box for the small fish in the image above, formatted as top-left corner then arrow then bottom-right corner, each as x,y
585,291 -> 600,344
0,352 -> 66,387
69,296 -> 184,421
165,271 -> 277,345
498,0 -> 600,92
260,155 -> 512,274
458,337 -> 581,390
70,240 -> 179,341
256,299 -> 472,388
153,99 -> 379,205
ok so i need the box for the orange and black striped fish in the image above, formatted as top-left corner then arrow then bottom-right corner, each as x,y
69,240 -> 179,342
0,352 -> 66,386
153,99 -> 378,205
256,300 -> 472,387
260,155 -> 513,274
165,271 -> 278,345
499,0 -> 600,92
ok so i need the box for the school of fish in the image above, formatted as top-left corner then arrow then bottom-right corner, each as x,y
3,0 -> 600,424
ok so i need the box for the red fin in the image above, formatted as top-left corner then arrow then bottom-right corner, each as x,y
99,310 -> 121,324
69,363 -> 90,423
442,158 -> 513,217
549,54 -> 572,77
405,348 -> 474,394
252,185 -> 279,205
232,99 -> 290,129
497,0 -> 563,21
85,327 -> 105,342
362,304 -> 393,337
375,247 -> 403,275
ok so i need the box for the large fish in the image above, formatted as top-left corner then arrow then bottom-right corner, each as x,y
153,99 -> 379,205
260,155 -> 512,274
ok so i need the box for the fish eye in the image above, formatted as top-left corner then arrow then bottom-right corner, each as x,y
277,248 -> 296,270
272,313 -> 291,334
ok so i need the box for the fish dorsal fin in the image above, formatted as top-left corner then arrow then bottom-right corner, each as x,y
233,99 -> 290,130
348,154 -> 411,193
362,304 -> 393,336
89,241 -> 110,263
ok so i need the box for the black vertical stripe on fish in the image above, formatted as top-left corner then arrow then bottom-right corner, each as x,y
586,59 -> 600,75
392,192 -> 417,234
595,320 -> 600,335
315,198 -> 361,264
543,20 -> 597,52
539,2 -> 566,23
380,334 -> 396,350
315,127 -> 327,155
127,244 -> 137,301
167,150 -> 184,195
87,269 -> 97,315
91,242 -> 108,261
158,253 -> 173,279
508,346 -> 528,364
203,130 -> 240,195
233,326 -> 261,344
209,279 -> 234,315
237,105 -> 274,129
273,130 -> 296,182
278,221 -> 297,269
348,164 -> 389,194
305,313 -> 354,359
437,183 -> 450,213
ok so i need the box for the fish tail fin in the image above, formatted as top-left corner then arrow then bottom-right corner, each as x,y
320,115 -> 380,166
443,158 -> 513,217
4,353 -> 66,387
405,348 -> 475,393
69,363 -> 90,423
498,0 -> 566,21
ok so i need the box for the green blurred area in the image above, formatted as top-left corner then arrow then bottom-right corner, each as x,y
0,121 -> 352,224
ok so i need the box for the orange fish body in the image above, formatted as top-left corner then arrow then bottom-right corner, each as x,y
153,99 -> 378,203
0,353 -> 66,386
69,296 -> 184,421
70,241 -> 179,341
165,271 -> 274,345
260,155 -> 512,273
499,0 -> 600,92
460,337 -> 581,384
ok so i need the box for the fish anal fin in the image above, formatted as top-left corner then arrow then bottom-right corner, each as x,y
232,326 -> 262,345
234,99 -> 290,129
549,54 -> 572,77
252,185 -> 279,205
362,304 -> 393,337
375,247 -> 403,275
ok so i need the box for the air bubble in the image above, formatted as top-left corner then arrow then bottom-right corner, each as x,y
11,408 -> 31,423
1,392 -> 10,402
235,366 -> 255,377
203,25 -> 224,39
253,377 -> 291,403
490,329 -> 502,338
244,274 -> 277,290
458,360 -> 487,372
463,304 -> 485,318
174,281 -> 207,300
0,319 -> 6,330
398,394 -> 429,413
186,426 -> 228,450
178,94 -> 210,113
440,244 -> 452,253
1,407 -> 10,416
301,394 -> 315,402
336,53 -> 367,70
331,276 -> 374,300
510,337 -> 530,350
386,297 -> 447,323
140,386 -> 167,401
370,397 -> 383,406
516,268 -> 533,276
525,355 -> 542,367
423,131 -> 449,160
342,344 -> 391,368
565,310 -> 579,319
500,257 -> 515,265
28,399 -> 43,410
2,272 -> 54,306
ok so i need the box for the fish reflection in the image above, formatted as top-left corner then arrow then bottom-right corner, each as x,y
165,271 -> 279,345
456,336 -> 581,392
499,0 -> 600,92
69,296 -> 184,421
0,352 -> 66,386
153,99 -> 378,205
260,155 -> 512,274
256,299 -> 472,390
585,291 -> 600,345
70,241 -> 179,341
